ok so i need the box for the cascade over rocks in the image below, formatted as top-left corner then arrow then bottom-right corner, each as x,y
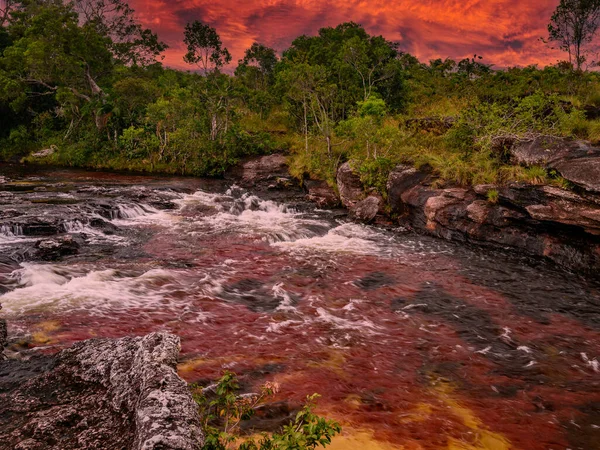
0,332 -> 203,450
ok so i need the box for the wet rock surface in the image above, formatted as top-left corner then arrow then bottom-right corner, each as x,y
0,319 -> 6,359
34,236 -> 80,261
0,332 -> 203,450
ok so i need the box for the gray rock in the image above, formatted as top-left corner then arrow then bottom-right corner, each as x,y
0,332 -> 203,450
509,136 -> 600,193
352,196 -> 381,223
509,136 -> 592,166
336,162 -> 364,208
30,146 -> 57,159
554,157 -> 600,193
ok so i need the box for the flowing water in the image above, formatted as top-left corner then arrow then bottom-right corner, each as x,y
1,164 -> 599,449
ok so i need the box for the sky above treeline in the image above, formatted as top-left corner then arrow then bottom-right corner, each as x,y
130,0 -> 563,70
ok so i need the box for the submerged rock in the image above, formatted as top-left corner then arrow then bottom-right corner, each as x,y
0,332 -> 203,450
34,235 -> 80,261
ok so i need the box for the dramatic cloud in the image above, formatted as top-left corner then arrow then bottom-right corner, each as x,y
130,0 -> 563,70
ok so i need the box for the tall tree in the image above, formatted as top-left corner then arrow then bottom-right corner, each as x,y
73,0 -> 167,66
235,42 -> 277,89
548,0 -> 600,70
183,21 -> 231,74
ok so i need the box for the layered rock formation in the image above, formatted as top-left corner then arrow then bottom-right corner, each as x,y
336,158 -> 600,274
0,332 -> 203,450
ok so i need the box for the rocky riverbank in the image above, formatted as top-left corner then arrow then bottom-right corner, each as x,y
274,136 -> 600,275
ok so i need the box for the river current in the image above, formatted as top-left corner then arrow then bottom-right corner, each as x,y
0,164 -> 599,449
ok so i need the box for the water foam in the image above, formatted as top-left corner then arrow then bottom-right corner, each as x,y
273,223 -> 384,255
178,189 -> 329,243
0,263 -> 207,322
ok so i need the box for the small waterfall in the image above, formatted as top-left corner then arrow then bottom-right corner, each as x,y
0,224 -> 23,237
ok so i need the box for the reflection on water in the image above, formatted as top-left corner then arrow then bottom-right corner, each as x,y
1,164 -> 600,449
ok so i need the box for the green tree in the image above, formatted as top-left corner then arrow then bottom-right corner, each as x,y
235,42 -> 278,89
73,0 -> 167,66
183,21 -> 231,74
548,0 -> 600,70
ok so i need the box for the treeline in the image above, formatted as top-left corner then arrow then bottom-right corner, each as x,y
2,0 -> 600,189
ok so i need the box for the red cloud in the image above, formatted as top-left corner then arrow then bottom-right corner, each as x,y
130,0 -> 563,70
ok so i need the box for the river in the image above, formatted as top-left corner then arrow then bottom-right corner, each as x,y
1,164 -> 599,449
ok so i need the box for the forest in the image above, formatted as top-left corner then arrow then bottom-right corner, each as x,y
2,0 -> 600,196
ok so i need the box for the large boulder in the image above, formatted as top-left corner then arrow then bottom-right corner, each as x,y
226,154 -> 290,187
352,196 -> 381,223
553,157 -> 600,194
336,162 -> 364,208
0,332 -> 203,450
508,136 -> 600,193
387,165 -> 430,214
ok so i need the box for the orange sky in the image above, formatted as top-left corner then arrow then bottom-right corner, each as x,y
130,0 -> 563,70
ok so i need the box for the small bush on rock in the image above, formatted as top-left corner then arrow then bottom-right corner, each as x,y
191,371 -> 341,450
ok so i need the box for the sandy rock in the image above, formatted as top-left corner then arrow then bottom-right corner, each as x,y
226,154 -> 289,187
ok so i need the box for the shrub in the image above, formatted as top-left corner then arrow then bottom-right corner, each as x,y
191,371 -> 341,450
486,189 -> 499,204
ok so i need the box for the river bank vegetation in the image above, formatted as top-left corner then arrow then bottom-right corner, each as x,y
2,0 -> 600,195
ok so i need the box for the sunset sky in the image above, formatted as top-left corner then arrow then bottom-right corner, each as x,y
130,0 -> 563,70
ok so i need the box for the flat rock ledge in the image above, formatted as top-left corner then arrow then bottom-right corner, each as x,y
0,332 -> 203,450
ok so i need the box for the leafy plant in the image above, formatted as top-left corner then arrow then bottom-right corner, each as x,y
191,371 -> 341,450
